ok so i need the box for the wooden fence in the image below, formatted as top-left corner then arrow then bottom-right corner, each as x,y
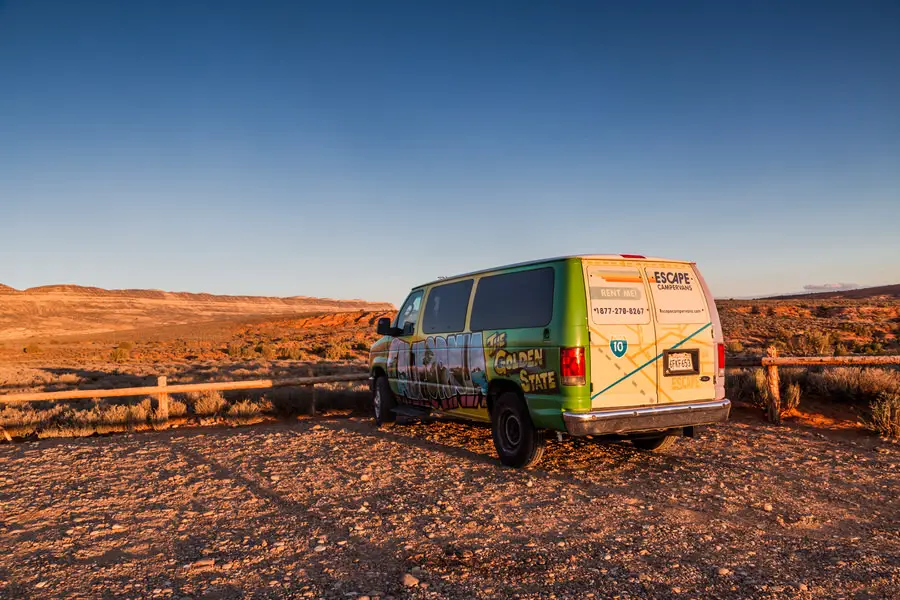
0,372 -> 370,428
1,349 -> 897,429
727,347 -> 900,422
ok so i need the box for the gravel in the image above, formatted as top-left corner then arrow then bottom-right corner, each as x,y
0,407 -> 898,599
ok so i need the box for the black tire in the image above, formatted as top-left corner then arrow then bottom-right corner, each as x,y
491,392 -> 545,468
631,434 -> 679,452
373,376 -> 396,426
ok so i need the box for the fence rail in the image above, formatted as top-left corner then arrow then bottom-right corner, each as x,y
728,355 -> 900,368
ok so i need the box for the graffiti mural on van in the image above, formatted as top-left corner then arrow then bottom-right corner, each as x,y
387,333 -> 488,409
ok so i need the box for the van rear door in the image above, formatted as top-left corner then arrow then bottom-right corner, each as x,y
644,264 -> 717,405
583,260 -> 659,408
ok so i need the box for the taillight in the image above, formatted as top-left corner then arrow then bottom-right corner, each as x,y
561,347 -> 586,386
717,343 -> 726,370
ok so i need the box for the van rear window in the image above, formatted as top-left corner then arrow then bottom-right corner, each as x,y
469,267 -> 554,331
422,279 -> 474,334
645,267 -> 710,324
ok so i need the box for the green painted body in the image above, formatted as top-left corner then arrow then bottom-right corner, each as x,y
369,258 -> 591,432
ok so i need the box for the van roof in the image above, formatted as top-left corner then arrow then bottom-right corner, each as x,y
417,254 -> 694,288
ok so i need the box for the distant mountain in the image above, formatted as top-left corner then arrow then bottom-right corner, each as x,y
764,284 -> 900,300
0,283 -> 394,340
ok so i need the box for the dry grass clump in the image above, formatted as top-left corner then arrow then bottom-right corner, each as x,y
186,390 -> 227,416
168,399 -> 188,418
0,405 -> 44,434
807,367 -> 900,403
225,397 -> 275,423
279,345 -> 304,360
725,341 -> 744,353
15,398 -> 154,439
869,392 -> 900,438
109,346 -> 131,363
783,382 -> 801,414
323,342 -> 349,361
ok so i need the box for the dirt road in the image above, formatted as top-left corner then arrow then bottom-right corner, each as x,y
1,408 -> 898,599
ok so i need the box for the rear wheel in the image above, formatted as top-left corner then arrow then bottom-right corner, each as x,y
631,434 -> 679,452
373,376 -> 396,426
491,392 -> 544,468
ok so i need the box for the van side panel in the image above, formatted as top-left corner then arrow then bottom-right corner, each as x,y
439,259 -> 589,431
524,258 -> 590,430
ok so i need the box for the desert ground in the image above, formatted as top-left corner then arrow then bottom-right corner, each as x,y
0,284 -> 898,598
1,408 -> 898,599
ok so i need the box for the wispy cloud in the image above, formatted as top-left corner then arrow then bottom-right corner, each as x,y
802,283 -> 859,292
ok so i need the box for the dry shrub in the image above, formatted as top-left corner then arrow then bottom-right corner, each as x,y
0,406 -> 44,436
808,367 -> 900,403
227,399 -> 260,419
258,344 -> 277,360
188,390 -> 227,416
56,373 -> 80,385
226,342 -> 242,357
30,398 -> 151,438
779,367 -> 809,388
280,345 -> 303,360
225,397 -> 274,422
725,341 -> 744,353
783,382 -> 801,414
868,392 -> 900,439
324,342 -> 348,361
786,331 -> 833,356
99,399 -> 151,429
168,400 -> 187,418
725,369 -> 762,406
109,347 -> 131,363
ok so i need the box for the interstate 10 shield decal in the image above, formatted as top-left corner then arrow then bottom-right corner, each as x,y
609,338 -> 628,358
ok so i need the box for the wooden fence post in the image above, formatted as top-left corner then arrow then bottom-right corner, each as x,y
306,367 -> 317,416
156,376 -> 169,427
765,346 -> 781,423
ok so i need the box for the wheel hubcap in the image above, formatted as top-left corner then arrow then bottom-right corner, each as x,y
499,409 -> 523,451
373,389 -> 382,418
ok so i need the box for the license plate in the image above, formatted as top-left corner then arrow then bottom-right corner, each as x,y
664,349 -> 698,376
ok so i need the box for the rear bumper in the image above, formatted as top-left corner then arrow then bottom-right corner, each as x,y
562,398 -> 731,437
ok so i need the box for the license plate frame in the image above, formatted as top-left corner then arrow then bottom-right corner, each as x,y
663,348 -> 700,376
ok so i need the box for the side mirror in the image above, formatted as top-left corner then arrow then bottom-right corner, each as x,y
376,317 -> 394,336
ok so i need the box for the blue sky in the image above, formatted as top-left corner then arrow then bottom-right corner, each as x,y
2,1 -> 898,305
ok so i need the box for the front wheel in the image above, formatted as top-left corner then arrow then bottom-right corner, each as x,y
631,434 -> 679,452
491,392 -> 544,468
373,376 -> 396,426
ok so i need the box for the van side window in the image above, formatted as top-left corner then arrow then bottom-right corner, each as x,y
394,291 -> 424,335
422,279 -> 474,334
470,267 -> 554,331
